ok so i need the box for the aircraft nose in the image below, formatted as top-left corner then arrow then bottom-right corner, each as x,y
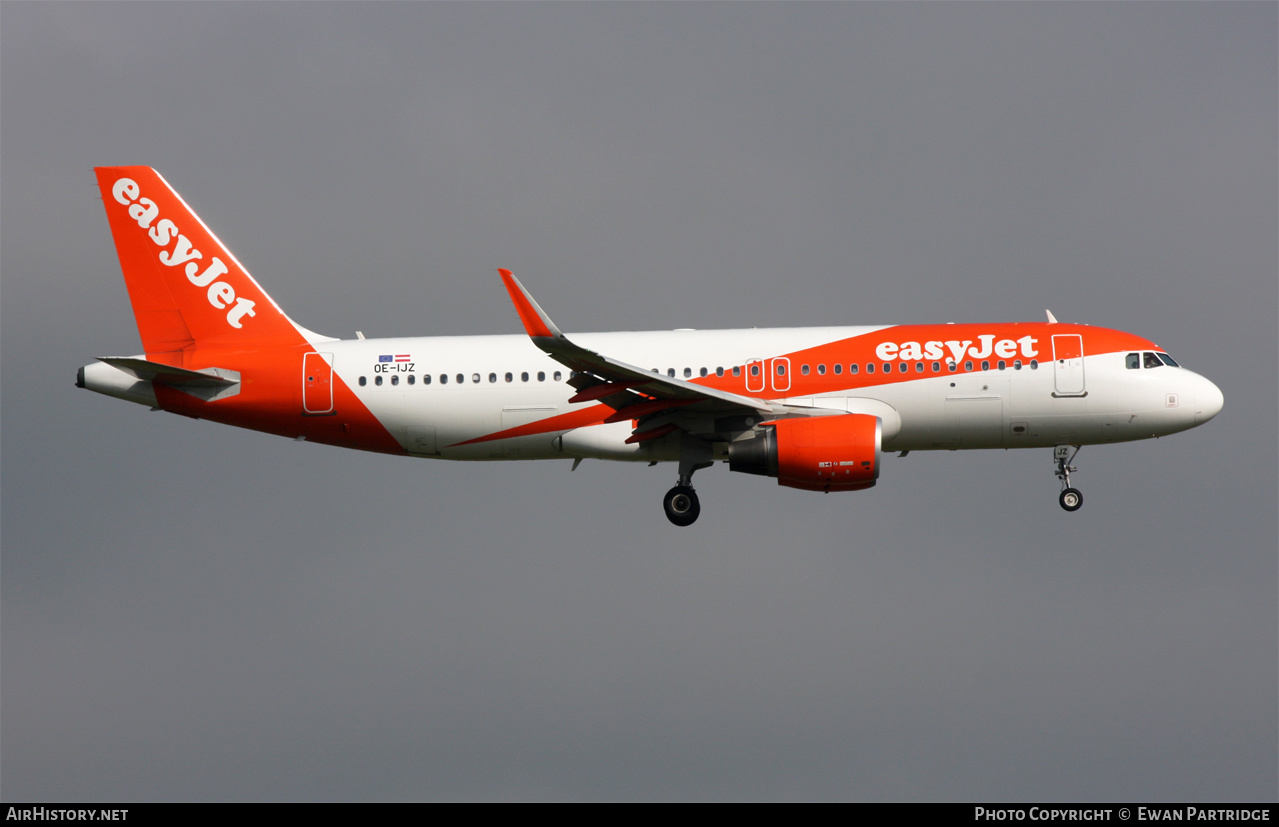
1195,377 -> 1224,424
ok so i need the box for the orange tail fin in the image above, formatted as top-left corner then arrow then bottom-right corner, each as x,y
94,167 -> 322,359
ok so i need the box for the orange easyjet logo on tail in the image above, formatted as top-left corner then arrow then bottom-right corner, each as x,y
110,177 -> 257,329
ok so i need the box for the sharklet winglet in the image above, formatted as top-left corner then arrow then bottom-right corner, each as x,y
499,269 -> 562,340
498,270 -> 776,416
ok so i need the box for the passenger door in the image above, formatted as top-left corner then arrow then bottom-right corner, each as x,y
302,352 -> 334,414
1052,335 -> 1086,396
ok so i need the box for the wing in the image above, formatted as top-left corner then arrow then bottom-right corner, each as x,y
498,270 -> 784,443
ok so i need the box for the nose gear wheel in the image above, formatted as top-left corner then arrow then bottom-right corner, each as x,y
1054,445 -> 1083,512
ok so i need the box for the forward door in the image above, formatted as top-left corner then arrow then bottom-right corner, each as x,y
1052,334 -> 1086,396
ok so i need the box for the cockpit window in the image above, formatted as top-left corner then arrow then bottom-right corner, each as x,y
1143,352 -> 1163,369
1126,353 -> 1140,370
1156,352 -> 1180,367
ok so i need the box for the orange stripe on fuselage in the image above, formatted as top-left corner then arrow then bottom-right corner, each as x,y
449,323 -> 1152,448
450,404 -> 614,447
153,346 -> 405,455
659,323 -> 1157,398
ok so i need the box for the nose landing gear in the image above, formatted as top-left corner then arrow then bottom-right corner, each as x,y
1054,445 -> 1083,512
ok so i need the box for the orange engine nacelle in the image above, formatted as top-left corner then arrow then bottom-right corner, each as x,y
728,413 -> 881,492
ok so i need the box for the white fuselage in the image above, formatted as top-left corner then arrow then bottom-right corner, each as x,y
320,326 -> 1222,462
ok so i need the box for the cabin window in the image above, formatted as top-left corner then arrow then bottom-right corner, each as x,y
817,364 -> 826,375
1126,353 -> 1141,370
486,373 -> 495,383
1030,360 -> 1039,370
947,361 -> 957,372
440,374 -> 448,385
700,367 -> 708,377
833,364 -> 842,375
981,360 -> 990,371
778,364 -> 787,376
684,367 -> 692,378
849,364 -> 858,374
668,368 -> 676,377
538,371 -> 546,382
750,365 -> 759,377
800,364 -> 809,375
505,372 -> 513,383
716,367 -> 724,377
375,375 -> 383,386
866,364 -> 875,374
915,362 -> 924,373
456,374 -> 464,384
997,361 -> 1006,370
899,363 -> 908,373
965,361 -> 973,371
732,366 -> 741,377
883,363 -> 892,373
553,371 -> 562,381
358,376 -> 366,386
408,374 -> 415,385
423,374 -> 432,385
932,362 -> 940,372
1013,360 -> 1022,370
521,372 -> 529,382
391,375 -> 399,386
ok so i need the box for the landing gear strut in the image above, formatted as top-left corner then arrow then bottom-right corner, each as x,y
1054,445 -> 1083,512
663,435 -> 713,526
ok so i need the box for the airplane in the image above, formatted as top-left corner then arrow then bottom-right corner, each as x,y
78,166 -> 1224,526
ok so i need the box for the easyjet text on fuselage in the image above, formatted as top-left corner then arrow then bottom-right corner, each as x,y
875,335 -> 1039,363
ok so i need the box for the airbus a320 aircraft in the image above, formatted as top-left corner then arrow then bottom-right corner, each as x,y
79,167 -> 1223,525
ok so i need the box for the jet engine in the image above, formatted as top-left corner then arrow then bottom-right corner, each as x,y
728,413 -> 881,492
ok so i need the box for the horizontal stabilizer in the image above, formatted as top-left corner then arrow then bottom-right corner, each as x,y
92,357 -> 241,402
98,356 -> 240,388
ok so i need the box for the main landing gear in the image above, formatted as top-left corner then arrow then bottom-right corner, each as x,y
1054,445 -> 1083,512
664,435 -> 713,526
663,484 -> 700,526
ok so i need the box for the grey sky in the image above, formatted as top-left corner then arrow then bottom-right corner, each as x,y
2,2 -> 1275,801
